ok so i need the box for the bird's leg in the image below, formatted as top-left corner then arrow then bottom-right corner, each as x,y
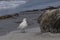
20,28 -> 26,33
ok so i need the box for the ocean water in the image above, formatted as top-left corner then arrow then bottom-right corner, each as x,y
0,0 -> 60,16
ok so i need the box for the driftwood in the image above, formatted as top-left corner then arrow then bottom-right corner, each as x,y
37,8 -> 60,33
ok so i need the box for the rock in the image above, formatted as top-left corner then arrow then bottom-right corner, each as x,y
41,6 -> 58,11
0,13 -> 19,20
37,8 -> 60,33
13,13 -> 19,17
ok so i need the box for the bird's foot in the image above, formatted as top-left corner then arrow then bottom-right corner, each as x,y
20,31 -> 26,33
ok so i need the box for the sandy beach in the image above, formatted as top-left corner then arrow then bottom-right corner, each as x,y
0,10 -> 60,40
0,10 -> 40,40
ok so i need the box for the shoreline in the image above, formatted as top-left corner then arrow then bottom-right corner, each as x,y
0,6 -> 60,19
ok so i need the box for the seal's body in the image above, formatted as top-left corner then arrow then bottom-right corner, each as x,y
38,9 -> 60,33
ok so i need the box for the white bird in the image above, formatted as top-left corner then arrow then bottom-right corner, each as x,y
17,18 -> 28,33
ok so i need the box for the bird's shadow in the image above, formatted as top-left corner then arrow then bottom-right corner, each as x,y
16,30 -> 27,33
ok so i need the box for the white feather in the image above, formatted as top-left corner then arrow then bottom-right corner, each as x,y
18,18 -> 28,32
